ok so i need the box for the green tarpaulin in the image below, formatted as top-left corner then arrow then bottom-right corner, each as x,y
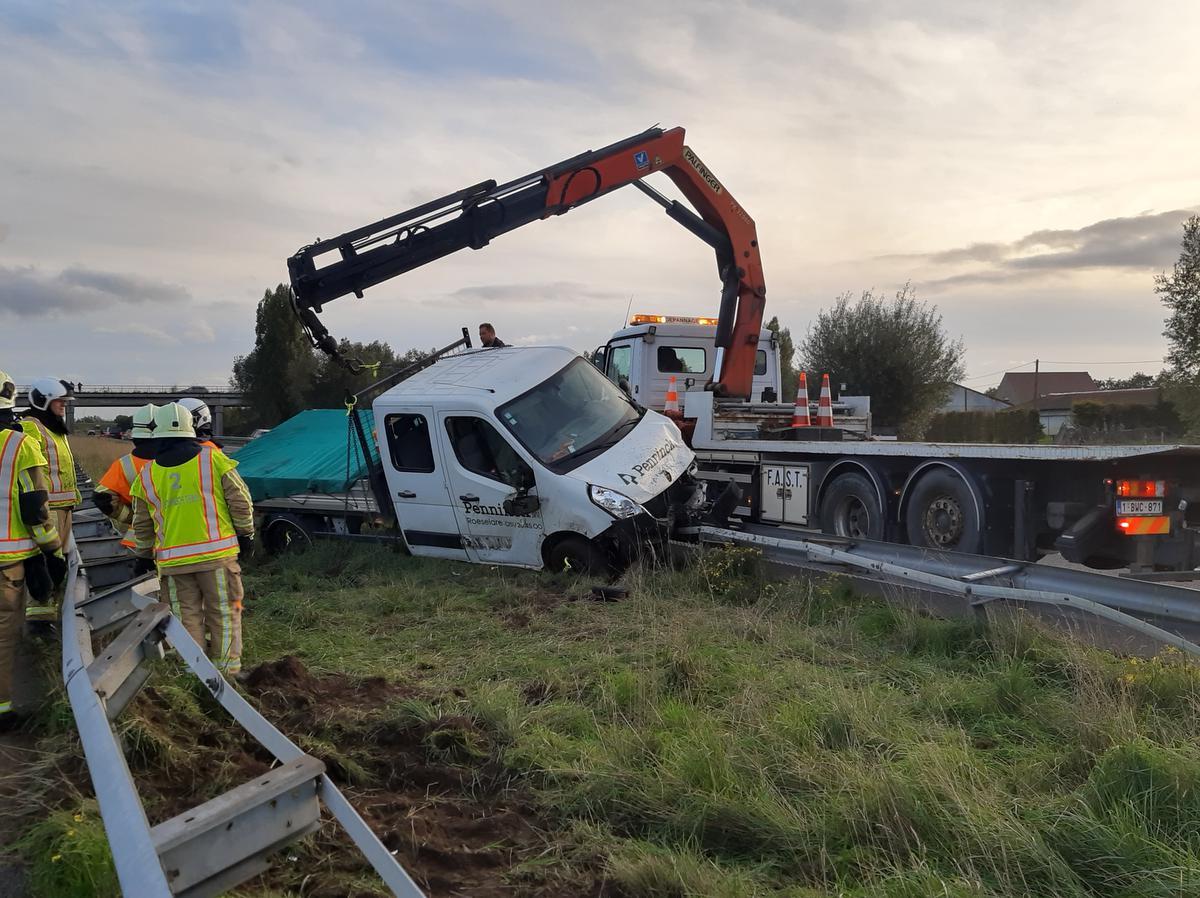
234,409 -> 380,502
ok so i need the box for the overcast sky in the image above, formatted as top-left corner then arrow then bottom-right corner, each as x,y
3,1 -> 1198,392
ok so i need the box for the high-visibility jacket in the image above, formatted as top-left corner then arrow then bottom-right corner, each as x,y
98,452 -> 151,547
20,419 -> 79,508
0,429 -> 60,565
130,447 -> 241,568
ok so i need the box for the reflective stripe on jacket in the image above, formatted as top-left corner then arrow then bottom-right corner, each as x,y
99,453 -> 149,547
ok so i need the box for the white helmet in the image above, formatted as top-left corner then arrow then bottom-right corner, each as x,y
28,377 -> 74,411
177,397 -> 212,432
151,402 -> 196,439
0,370 -> 14,411
131,403 -> 158,440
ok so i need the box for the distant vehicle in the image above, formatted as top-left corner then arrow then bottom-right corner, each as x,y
103,426 -> 124,439
249,428 -> 272,440
87,429 -> 97,436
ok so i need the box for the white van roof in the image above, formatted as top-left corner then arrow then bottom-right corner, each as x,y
610,323 -> 775,342
378,346 -> 577,406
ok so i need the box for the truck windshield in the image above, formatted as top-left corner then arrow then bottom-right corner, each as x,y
498,357 -> 643,470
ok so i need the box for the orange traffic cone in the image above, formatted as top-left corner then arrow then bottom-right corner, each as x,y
817,373 -> 834,427
664,375 -> 680,413
791,372 -> 811,428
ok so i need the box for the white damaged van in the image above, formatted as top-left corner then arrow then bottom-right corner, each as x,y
372,346 -> 703,571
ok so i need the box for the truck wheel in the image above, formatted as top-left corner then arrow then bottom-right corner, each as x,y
546,536 -> 610,576
819,473 -> 884,540
904,469 -> 983,554
263,516 -> 315,555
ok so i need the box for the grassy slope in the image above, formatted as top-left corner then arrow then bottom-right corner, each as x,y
14,545 -> 1200,897
68,435 -> 129,482
230,546 -> 1200,898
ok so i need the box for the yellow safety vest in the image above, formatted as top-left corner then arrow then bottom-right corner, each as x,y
131,447 -> 240,568
20,419 -> 79,508
0,429 -> 48,565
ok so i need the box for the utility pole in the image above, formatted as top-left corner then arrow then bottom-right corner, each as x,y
1032,359 -> 1040,406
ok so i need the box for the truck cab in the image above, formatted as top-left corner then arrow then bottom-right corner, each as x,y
596,315 -> 783,409
373,345 -> 701,571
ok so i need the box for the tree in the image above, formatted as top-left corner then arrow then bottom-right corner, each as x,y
764,315 -> 799,400
800,284 -> 966,438
231,285 -> 317,427
114,414 -> 133,430
1096,372 -> 1158,390
305,340 -> 402,408
1158,215 -> 1200,376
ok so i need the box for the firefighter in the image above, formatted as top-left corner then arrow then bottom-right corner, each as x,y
92,404 -> 157,549
177,397 -> 222,450
130,402 -> 254,674
20,378 -> 79,624
0,370 -> 62,728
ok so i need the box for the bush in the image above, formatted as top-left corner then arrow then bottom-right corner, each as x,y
926,409 -> 1042,443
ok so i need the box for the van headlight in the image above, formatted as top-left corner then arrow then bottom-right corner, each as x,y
588,484 -> 644,519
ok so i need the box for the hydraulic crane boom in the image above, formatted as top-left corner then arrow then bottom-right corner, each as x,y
288,126 -> 766,397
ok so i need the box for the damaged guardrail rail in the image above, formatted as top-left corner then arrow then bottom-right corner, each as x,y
62,504 -> 427,898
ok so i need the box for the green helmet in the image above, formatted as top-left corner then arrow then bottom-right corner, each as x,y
131,403 -> 158,439
151,402 -> 196,439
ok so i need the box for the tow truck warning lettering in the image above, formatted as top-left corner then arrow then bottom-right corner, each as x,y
682,147 -> 722,195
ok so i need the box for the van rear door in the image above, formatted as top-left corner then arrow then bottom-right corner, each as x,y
379,408 -> 469,561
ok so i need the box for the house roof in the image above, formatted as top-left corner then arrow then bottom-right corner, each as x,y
995,371 -> 1096,405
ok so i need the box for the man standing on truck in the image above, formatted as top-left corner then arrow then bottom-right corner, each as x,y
93,404 -> 157,549
130,403 -> 255,675
20,377 -> 79,628
479,323 -> 506,348
0,370 -> 62,728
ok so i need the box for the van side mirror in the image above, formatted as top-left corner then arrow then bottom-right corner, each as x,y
504,492 -> 541,516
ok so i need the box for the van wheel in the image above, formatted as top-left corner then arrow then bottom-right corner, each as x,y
819,473 -> 884,541
546,536 -> 610,576
263,516 -> 315,555
904,469 -> 983,554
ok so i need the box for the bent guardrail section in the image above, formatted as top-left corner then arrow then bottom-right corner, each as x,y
62,509 -> 427,897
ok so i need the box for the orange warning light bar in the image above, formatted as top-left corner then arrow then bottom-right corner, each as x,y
630,313 -> 719,326
1116,516 -> 1171,535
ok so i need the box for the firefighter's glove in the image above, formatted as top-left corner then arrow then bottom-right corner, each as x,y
92,491 -> 115,516
43,550 -> 67,588
238,534 -> 255,558
133,557 -> 156,577
24,553 -> 52,603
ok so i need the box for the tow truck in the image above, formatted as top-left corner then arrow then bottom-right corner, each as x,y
275,125 -> 1199,576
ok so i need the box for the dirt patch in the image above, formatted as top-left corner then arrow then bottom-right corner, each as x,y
126,656 -> 607,897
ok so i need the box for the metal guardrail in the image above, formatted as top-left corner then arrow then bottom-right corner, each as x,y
699,524 -> 1200,657
63,505 -> 427,897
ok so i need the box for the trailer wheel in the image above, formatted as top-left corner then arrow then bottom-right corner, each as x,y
819,473 -> 884,540
263,516 -> 315,555
904,469 -> 983,553
545,536 -> 611,576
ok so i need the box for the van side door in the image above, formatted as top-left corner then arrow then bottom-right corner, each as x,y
379,408 -> 470,561
438,413 -> 546,567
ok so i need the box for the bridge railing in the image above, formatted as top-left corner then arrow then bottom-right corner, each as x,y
17,384 -> 237,395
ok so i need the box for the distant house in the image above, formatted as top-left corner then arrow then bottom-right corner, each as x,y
1034,387 -> 1162,435
994,371 -> 1097,406
938,384 -> 1012,414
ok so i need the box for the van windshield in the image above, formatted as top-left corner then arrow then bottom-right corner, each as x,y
498,357 -> 643,471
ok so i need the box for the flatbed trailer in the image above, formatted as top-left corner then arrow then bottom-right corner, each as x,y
685,391 -> 1200,575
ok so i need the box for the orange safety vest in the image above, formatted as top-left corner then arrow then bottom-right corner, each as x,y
99,452 -> 151,547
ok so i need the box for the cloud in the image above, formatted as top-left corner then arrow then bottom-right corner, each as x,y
184,319 -> 216,343
0,264 -> 190,317
906,209 -> 1197,290
95,322 -> 180,344
443,281 -> 626,305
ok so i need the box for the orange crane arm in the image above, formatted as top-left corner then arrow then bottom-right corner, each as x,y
288,126 -> 766,397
